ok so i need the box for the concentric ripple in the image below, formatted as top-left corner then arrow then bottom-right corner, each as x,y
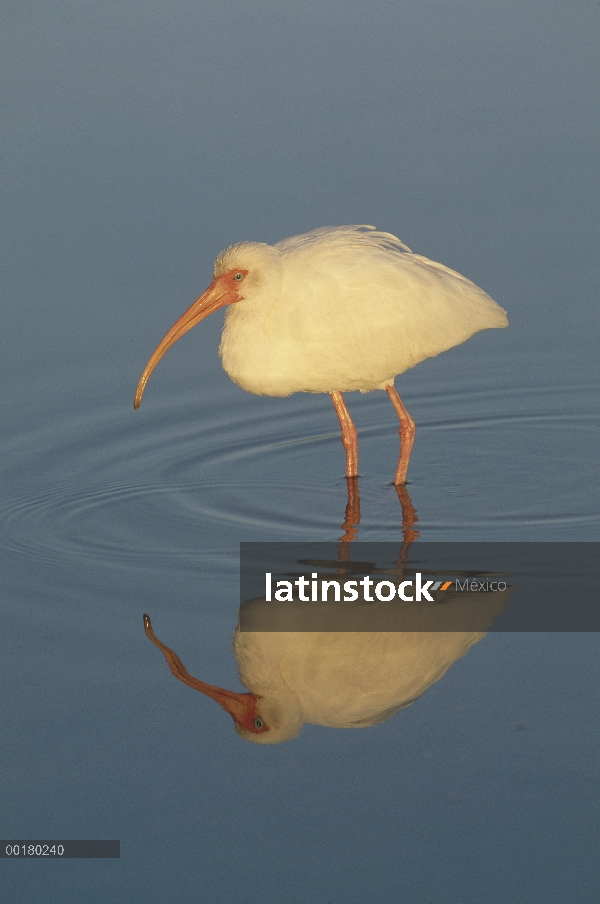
1,381 -> 598,573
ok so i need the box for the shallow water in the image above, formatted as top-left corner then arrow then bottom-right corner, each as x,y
3,347 -> 598,573
2,1 -> 599,901
2,326 -> 599,902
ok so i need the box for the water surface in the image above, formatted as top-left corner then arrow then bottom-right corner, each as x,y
1,2 -> 599,902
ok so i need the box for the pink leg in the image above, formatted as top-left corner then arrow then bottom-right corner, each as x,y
386,385 -> 416,485
330,391 -> 358,478
339,476 -> 360,549
394,483 -> 420,544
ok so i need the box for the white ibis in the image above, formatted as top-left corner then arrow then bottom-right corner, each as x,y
135,226 -> 508,483
143,611 -> 499,744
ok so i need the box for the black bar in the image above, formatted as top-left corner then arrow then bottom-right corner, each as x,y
1,841 -> 120,858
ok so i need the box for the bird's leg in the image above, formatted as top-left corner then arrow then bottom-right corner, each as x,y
386,385 -> 416,485
330,391 -> 358,478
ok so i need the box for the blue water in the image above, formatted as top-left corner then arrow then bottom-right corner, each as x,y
1,1 -> 599,901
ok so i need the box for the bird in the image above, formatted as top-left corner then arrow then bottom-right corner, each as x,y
134,226 -> 508,483
143,581 -> 510,744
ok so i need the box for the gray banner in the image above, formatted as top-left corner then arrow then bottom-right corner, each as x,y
239,543 -> 599,631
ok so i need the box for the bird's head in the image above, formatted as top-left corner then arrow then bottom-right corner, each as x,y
134,241 -> 280,409
143,614 -> 271,737
143,614 -> 303,744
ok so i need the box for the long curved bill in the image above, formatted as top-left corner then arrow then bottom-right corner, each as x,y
143,614 -> 265,729
134,278 -> 234,409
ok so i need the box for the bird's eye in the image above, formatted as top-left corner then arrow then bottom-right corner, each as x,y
233,272 -> 244,281
253,717 -> 264,730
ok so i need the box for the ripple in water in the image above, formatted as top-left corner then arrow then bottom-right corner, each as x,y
0,382 -> 598,571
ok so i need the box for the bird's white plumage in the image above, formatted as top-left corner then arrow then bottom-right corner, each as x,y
217,225 -> 508,397
233,629 -> 483,744
230,579 -> 511,744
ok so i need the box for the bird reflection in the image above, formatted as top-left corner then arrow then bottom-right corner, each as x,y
144,482 -> 509,744
339,476 -> 361,546
338,476 -> 418,555
144,613 -> 497,745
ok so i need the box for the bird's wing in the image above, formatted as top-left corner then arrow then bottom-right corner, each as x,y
274,224 -> 412,255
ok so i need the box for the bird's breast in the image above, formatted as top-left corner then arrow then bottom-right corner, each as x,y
219,288 -> 409,396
